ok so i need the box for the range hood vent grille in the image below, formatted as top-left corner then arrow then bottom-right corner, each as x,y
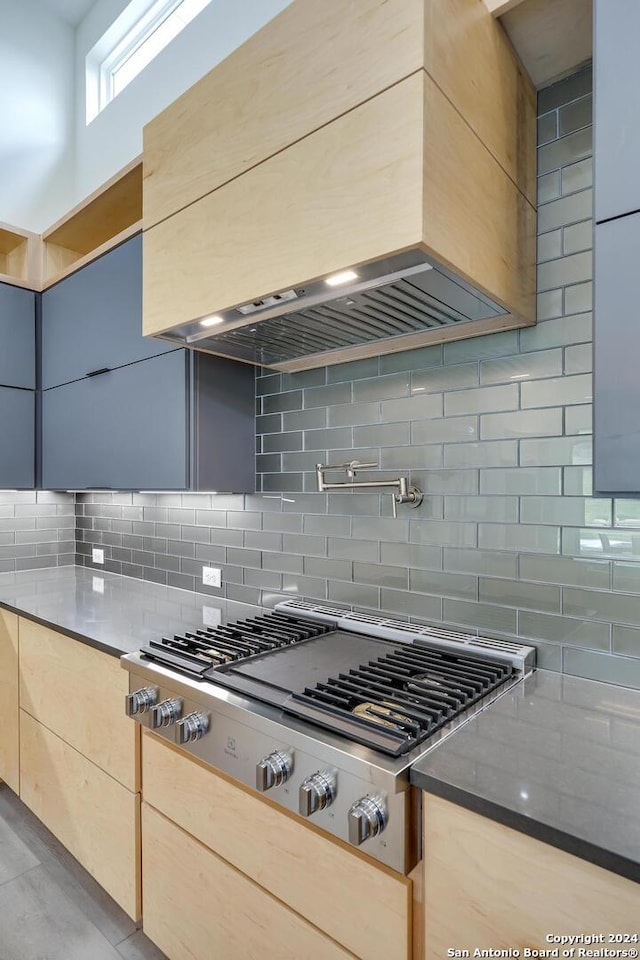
171,253 -> 508,369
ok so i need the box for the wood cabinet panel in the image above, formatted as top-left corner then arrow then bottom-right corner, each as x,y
19,619 -> 139,791
0,223 -> 40,289
423,794 -> 640,956
143,73 -> 425,336
143,733 -> 410,960
143,0 -> 424,229
144,69 -> 535,339
20,711 -> 140,920
142,802 -> 355,960
0,611 -> 19,793
422,75 -> 536,324
425,0 -> 536,205
42,159 -> 142,287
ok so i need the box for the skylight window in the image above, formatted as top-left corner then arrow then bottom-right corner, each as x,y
86,0 -> 213,122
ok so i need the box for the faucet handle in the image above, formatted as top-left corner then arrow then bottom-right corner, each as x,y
321,460 -> 378,472
391,486 -> 424,518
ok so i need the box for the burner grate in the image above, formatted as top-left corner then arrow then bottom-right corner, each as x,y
140,613 -> 334,678
286,643 -> 512,757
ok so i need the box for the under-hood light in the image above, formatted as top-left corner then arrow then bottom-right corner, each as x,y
325,270 -> 358,287
200,315 -> 224,327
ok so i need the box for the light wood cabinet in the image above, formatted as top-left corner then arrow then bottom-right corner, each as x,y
143,732 -> 411,960
42,159 -> 142,288
142,0 -> 535,344
17,619 -> 141,920
143,0 -> 426,230
142,802 -> 356,960
0,610 -> 19,793
20,711 -> 140,919
0,222 -> 39,289
144,71 -> 535,340
422,794 -> 640,958
19,618 -> 139,791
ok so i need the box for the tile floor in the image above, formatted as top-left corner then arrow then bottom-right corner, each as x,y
0,785 -> 166,960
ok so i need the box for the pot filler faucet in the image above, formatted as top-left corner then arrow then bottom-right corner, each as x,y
315,461 -> 423,518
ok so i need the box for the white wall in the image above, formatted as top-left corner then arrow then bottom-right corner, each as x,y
75,0 -> 292,203
0,0 -> 75,232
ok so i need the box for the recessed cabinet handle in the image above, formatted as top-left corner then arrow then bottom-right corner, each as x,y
86,367 -> 112,378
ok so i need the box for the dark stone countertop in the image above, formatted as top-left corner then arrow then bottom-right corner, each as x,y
3,566 -> 639,885
0,566 -> 262,657
411,668 -> 640,884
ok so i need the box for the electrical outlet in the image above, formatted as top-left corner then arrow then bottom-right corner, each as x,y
92,576 -> 105,594
92,548 -> 104,565
203,605 -> 222,628
202,566 -> 222,588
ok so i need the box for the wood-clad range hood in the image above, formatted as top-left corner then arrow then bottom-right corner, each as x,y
142,0 -> 536,372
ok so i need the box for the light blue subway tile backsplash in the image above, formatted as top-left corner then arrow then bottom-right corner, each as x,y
72,65 -> 640,687
480,466 -> 562,496
444,383 -> 519,417
521,373 -> 592,409
480,349 -> 563,385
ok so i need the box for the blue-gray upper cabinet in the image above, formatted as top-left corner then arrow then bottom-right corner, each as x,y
593,213 -> 640,495
42,350 -> 189,490
594,0 -> 640,223
41,234 -> 174,389
0,387 -> 34,488
41,349 -> 256,492
0,282 -> 35,389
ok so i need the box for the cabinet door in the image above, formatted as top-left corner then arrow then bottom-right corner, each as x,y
42,349 -> 188,490
423,794 -> 640,955
593,214 -> 640,494
0,283 -> 35,389
0,611 -> 19,793
20,712 -> 140,920
0,387 -> 34,488
42,234 -> 174,389
19,619 -> 139,791
594,0 -> 640,222
142,803 -> 354,960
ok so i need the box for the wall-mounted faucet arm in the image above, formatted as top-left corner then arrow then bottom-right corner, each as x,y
315,462 -> 423,517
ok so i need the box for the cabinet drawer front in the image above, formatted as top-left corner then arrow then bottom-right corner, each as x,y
0,611 -> 19,793
41,235 -> 174,390
423,794 -> 640,952
143,734 -> 410,960
19,619 -> 138,791
41,349 -> 188,491
20,711 -> 140,920
143,803 -> 354,960
0,284 -> 35,389
144,0 -> 424,229
0,387 -> 34,489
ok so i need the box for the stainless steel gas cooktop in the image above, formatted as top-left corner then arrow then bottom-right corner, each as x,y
122,600 -> 535,873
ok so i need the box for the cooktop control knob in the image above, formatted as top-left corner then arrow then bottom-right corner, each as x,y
151,697 -> 183,729
348,795 -> 388,846
299,770 -> 337,817
125,686 -> 158,717
256,750 -> 293,792
176,711 -> 210,745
